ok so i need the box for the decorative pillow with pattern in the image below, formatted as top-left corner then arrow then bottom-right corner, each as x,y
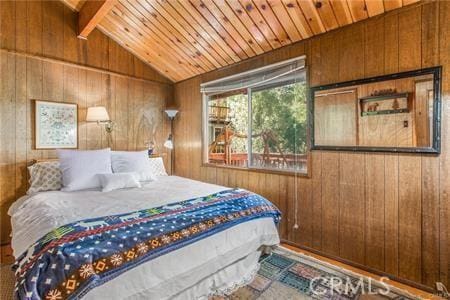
149,157 -> 168,176
27,161 -> 62,194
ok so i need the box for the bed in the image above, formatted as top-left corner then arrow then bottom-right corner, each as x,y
9,175 -> 280,299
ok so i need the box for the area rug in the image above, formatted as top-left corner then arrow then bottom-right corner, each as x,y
214,247 -> 420,299
0,264 -> 14,300
0,247 -> 422,299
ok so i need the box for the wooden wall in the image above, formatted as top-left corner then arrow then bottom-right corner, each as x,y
173,1 -> 449,290
0,0 -> 173,244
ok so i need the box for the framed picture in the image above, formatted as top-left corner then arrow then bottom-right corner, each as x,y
34,100 -> 78,149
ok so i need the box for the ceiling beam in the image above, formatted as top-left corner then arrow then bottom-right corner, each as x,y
78,0 -> 117,39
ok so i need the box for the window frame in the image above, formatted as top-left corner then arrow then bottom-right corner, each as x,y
201,70 -> 311,177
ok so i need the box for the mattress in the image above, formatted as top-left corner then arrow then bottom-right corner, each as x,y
9,176 -> 280,299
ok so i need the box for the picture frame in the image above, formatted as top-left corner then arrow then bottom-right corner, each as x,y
34,100 -> 78,149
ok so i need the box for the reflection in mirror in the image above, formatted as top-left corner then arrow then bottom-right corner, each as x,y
312,68 -> 441,153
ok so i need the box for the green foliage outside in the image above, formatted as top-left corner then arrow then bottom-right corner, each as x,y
209,82 -> 308,156
252,82 -> 308,154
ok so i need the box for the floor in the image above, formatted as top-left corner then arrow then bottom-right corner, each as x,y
0,243 -> 441,299
282,244 -> 440,300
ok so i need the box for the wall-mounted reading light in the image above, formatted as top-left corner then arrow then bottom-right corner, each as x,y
164,135 -> 173,149
86,106 -> 114,133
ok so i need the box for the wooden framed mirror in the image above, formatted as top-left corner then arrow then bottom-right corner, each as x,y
309,67 -> 442,154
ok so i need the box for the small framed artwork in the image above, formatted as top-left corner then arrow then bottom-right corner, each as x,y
34,100 -> 78,149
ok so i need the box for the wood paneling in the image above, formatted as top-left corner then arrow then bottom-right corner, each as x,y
0,0 -> 173,245
2,1 -> 171,84
61,0 -> 420,82
365,153 -> 385,271
78,0 -> 117,39
439,0 -> 450,290
173,2 -> 449,290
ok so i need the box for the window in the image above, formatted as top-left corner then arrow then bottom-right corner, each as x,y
202,57 -> 308,173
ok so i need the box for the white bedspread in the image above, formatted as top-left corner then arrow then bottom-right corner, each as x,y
9,176 -> 280,299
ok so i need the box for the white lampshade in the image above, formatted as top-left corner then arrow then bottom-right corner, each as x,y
86,106 -> 110,122
164,109 -> 178,118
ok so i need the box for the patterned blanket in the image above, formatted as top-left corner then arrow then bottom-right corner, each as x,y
14,189 -> 281,300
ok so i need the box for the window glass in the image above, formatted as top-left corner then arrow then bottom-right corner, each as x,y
208,92 -> 248,167
250,82 -> 308,172
204,58 -> 308,174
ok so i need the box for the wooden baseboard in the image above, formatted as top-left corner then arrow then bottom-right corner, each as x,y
281,240 -> 436,295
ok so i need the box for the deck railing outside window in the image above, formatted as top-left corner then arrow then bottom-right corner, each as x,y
202,57 -> 308,174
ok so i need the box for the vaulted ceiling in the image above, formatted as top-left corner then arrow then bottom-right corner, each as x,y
63,0 -> 421,82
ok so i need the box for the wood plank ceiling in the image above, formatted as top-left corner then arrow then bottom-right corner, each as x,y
63,0 -> 421,82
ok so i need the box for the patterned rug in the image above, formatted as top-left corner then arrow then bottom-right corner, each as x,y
214,247 -> 420,300
0,247 -> 421,300
0,264 -> 14,300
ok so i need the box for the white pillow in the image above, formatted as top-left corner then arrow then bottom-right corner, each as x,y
149,157 -> 168,176
57,148 -> 112,191
98,173 -> 141,192
111,151 -> 157,181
